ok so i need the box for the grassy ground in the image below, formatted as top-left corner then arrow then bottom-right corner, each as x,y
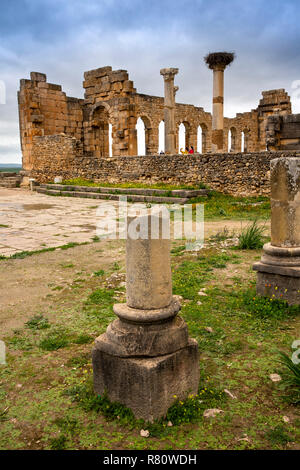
59,178 -> 208,191
0,230 -> 299,450
191,192 -> 270,220
45,180 -> 272,221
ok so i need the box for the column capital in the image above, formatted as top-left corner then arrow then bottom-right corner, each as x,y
160,68 -> 179,81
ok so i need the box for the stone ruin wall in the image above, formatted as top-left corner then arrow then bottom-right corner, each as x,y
18,72 -> 83,171
266,113 -> 300,151
18,67 -> 292,174
29,135 -> 300,196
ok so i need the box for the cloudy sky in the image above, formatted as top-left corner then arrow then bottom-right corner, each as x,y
0,0 -> 300,164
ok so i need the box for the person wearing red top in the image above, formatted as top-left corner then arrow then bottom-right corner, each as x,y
188,146 -> 194,154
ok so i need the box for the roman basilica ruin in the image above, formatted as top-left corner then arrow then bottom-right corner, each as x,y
17,53 -> 300,194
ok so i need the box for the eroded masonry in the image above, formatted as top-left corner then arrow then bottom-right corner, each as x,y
18,59 -> 299,194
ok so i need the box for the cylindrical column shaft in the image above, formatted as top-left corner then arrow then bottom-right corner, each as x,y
270,157 -> 300,247
212,65 -> 225,152
126,212 -> 172,309
160,68 -> 179,154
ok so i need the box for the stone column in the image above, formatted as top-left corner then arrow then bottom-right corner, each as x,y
160,68 -> 179,154
92,210 -> 199,421
204,52 -> 235,153
253,157 -> 300,305
212,65 -> 225,152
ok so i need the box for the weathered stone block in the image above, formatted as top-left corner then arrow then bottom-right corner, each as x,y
92,338 -> 199,421
110,71 -> 129,83
254,266 -> 300,305
30,72 -> 47,82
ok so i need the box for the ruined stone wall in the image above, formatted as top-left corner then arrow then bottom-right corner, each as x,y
29,135 -> 300,196
83,67 -> 138,156
18,72 -> 83,171
19,67 -> 292,173
257,89 -> 292,151
266,114 -> 300,150
134,94 -> 212,154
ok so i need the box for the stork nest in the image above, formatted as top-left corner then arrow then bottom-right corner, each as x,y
204,52 -> 235,69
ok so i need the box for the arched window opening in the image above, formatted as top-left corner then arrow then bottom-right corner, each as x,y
136,117 -> 146,156
242,129 -> 249,152
109,123 -> 113,157
228,130 -> 231,152
197,126 -> 202,153
241,131 -> 245,152
158,120 -> 165,153
178,123 -> 186,152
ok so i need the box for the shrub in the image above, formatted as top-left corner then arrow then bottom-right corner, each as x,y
237,220 -> 265,249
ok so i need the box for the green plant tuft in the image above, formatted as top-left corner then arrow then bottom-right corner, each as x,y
49,434 -> 68,450
39,329 -> 69,351
237,220 -> 265,249
25,314 -> 50,330
278,351 -> 300,404
264,425 -> 293,447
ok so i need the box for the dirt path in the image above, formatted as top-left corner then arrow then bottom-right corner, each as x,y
0,188 -> 270,335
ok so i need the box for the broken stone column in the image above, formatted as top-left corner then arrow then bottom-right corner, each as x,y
253,157 -> 300,305
204,52 -> 235,152
92,211 -> 199,421
160,68 -> 179,154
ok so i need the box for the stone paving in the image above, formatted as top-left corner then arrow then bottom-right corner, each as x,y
0,188 -> 106,256
0,187 -> 262,257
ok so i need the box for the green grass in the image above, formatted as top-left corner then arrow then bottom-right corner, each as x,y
1,242 -> 299,450
25,314 -> 50,330
190,192 -> 270,220
242,288 -> 300,320
60,177 -> 208,191
93,269 -> 105,277
49,435 -> 68,450
0,241 -> 95,261
264,425 -> 293,447
39,328 -> 70,351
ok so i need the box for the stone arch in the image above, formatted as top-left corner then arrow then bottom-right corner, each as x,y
136,115 -> 156,155
90,102 -> 111,157
177,121 -> 191,152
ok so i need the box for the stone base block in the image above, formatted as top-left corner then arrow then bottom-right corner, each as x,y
92,338 -> 199,421
254,261 -> 300,305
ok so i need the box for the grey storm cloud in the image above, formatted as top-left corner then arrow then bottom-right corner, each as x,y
0,0 -> 300,163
